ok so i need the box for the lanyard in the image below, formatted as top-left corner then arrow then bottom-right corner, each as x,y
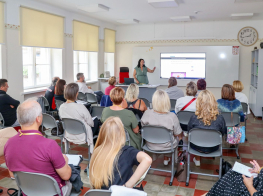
18,130 -> 43,137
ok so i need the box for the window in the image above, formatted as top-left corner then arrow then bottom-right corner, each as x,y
23,47 -> 62,89
74,51 -> 98,81
104,53 -> 115,76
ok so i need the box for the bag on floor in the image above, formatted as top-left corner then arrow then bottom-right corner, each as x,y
216,159 -> 232,177
7,188 -> 22,196
227,126 -> 242,144
51,121 -> 64,136
175,150 -> 187,182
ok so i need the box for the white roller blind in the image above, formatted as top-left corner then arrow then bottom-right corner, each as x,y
73,20 -> 99,52
0,2 -> 4,44
104,28 -> 115,53
20,7 -> 64,48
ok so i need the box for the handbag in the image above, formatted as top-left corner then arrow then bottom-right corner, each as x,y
7,188 -> 22,196
239,126 -> 246,143
51,121 -> 64,136
216,159 -> 232,177
226,112 -> 244,144
175,150 -> 187,182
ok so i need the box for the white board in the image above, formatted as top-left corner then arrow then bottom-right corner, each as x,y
132,46 -> 239,87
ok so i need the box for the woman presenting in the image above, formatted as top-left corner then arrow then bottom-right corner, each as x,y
133,59 -> 156,84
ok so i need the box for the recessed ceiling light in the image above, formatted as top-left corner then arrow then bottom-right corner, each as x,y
116,19 -> 140,24
231,13 -> 254,19
148,0 -> 179,8
171,16 -> 191,22
77,4 -> 109,13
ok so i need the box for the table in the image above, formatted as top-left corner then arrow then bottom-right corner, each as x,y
116,84 -> 160,102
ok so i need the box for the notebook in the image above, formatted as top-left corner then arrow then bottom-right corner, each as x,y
134,166 -> 151,187
232,162 -> 258,178
66,154 -> 83,166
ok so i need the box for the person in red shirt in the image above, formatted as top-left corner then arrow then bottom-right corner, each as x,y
105,76 -> 116,95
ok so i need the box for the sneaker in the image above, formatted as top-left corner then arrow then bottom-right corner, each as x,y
163,158 -> 171,166
193,157 -> 200,167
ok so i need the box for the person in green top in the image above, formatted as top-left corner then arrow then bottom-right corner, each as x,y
101,87 -> 142,150
133,59 -> 156,84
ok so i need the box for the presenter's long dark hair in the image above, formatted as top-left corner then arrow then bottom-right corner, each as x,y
137,59 -> 145,68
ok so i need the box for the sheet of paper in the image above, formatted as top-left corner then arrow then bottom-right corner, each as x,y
134,166 -> 150,187
232,162 -> 257,178
92,116 -> 97,120
66,154 -> 82,166
76,100 -> 88,105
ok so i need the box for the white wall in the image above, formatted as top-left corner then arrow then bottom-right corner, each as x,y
115,20 -> 263,100
1,0 -> 116,102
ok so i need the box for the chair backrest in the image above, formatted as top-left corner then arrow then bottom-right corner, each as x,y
189,128 -> 222,148
62,118 -> 87,142
42,96 -> 50,111
91,106 -> 105,119
241,102 -> 248,114
86,93 -> 97,103
170,99 -> 177,111
14,171 -> 62,196
84,189 -> 111,196
139,98 -> 150,108
55,100 -> 64,110
0,112 -> 5,128
141,126 -> 172,145
42,113 -> 57,129
77,92 -> 87,101
221,112 -> 240,127
177,111 -> 195,125
125,129 -> 130,145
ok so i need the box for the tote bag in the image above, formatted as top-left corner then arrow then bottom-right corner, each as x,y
226,112 -> 245,144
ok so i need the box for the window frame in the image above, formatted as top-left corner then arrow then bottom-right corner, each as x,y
74,51 -> 89,82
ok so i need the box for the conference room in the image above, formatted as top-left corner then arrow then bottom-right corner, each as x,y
0,0 -> 263,195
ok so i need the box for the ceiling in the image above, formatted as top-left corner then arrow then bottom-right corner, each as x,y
33,0 -> 263,25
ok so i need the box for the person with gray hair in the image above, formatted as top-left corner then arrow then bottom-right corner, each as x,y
76,73 -> 104,103
45,76 -> 60,111
4,99 -> 73,196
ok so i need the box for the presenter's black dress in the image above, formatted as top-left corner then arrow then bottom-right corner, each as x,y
206,169 -> 263,196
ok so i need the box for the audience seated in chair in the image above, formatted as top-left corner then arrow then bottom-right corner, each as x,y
55,79 -> 67,102
196,79 -> 206,97
188,90 -> 226,167
76,73 -> 104,104
165,77 -> 184,100
204,160 -> 263,196
59,83 -> 99,153
45,77 -> 60,111
4,99 -> 72,196
105,76 -> 116,95
233,80 -> 250,114
101,87 -> 142,150
0,79 -> 20,127
141,90 -> 183,166
217,84 -> 244,122
89,117 -> 152,190
122,83 -> 147,116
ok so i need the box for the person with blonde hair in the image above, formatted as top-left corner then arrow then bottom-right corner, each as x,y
175,81 -> 198,114
105,76 -> 117,95
122,83 -> 147,112
89,117 -> 152,190
141,90 -> 183,165
188,90 -> 226,166
233,80 -> 250,114
101,87 -> 141,150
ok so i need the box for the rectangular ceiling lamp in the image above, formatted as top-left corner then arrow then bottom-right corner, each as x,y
148,0 -> 179,8
117,19 -> 140,24
171,16 -> 191,22
77,4 -> 109,13
231,13 -> 254,19
235,0 -> 263,2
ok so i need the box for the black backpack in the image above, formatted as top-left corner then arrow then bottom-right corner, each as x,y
216,159 -> 232,177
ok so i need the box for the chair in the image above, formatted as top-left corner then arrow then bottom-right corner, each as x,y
91,106 -> 105,120
55,100 -> 64,111
86,93 -> 98,106
14,171 -> 80,196
186,129 -> 223,186
119,67 -> 129,84
170,99 -> 177,111
40,96 -> 56,116
177,111 -> 195,132
139,97 -> 151,109
125,129 -> 131,146
241,102 -> 248,141
42,113 -> 63,152
84,189 -> 111,196
77,92 -> 87,101
141,125 -> 177,186
0,112 -> 5,129
221,112 -> 240,159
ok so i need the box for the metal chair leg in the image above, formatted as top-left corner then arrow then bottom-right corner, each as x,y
169,152 -> 175,186
186,152 -> 190,186
236,144 -> 240,159
219,157 -> 222,178
60,137 -> 63,152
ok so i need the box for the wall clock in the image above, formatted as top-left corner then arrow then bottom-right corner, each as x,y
238,27 -> 258,46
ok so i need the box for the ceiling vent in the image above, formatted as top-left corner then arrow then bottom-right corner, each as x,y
77,4 -> 109,13
171,16 -> 191,22
231,13 -> 254,19
235,0 -> 263,2
117,19 -> 140,24
148,0 -> 179,8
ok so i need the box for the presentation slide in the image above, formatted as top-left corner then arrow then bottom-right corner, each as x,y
160,53 -> 206,79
